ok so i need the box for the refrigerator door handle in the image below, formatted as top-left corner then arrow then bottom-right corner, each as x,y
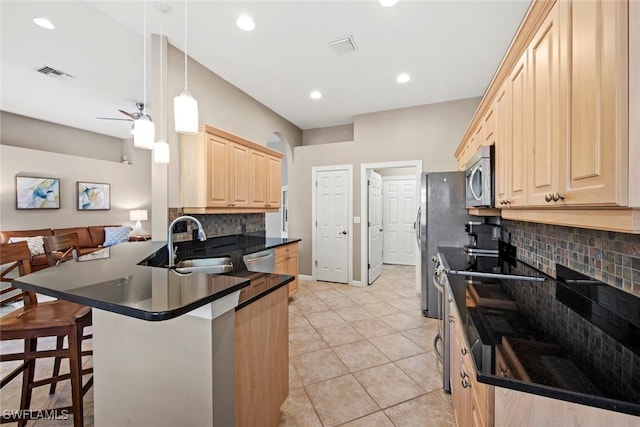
415,206 -> 421,245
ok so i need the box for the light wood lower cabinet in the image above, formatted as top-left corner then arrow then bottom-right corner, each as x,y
235,283 -> 289,427
494,387 -> 639,427
449,291 -> 494,427
274,242 -> 299,298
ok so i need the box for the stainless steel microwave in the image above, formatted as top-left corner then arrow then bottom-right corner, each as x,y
465,145 -> 494,208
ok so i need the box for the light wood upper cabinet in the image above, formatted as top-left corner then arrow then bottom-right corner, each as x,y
249,150 -> 282,209
229,142 -> 250,207
506,53 -> 529,208
528,5 -> 563,207
563,0 -> 628,206
456,0 -> 638,232
181,125 -> 284,213
494,84 -> 509,207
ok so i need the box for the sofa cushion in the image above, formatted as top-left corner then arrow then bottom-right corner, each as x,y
103,226 -> 132,247
52,227 -> 94,248
7,236 -> 46,256
0,228 -> 53,244
88,225 -> 121,247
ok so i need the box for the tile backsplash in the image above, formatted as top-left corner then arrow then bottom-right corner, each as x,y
502,220 -> 640,297
168,208 -> 265,241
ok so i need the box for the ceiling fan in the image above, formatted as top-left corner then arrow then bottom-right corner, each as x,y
96,103 -> 147,122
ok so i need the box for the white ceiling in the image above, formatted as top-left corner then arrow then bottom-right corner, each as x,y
0,1 -> 531,139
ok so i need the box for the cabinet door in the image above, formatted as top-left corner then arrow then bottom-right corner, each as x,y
494,84 -> 509,206
207,136 -> 231,207
507,53 -> 529,207
286,245 -> 299,297
564,0 -> 627,206
229,142 -> 250,207
249,149 -> 267,208
528,5 -> 563,206
483,106 -> 495,147
266,155 -> 281,209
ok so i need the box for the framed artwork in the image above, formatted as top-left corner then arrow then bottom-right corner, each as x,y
16,176 -> 60,209
77,182 -> 110,210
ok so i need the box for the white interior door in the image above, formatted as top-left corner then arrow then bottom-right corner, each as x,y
383,177 -> 417,265
367,171 -> 383,284
316,169 -> 349,283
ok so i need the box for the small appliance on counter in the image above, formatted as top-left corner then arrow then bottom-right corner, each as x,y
464,218 -> 500,255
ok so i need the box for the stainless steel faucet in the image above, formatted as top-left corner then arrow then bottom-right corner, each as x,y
167,215 -> 207,267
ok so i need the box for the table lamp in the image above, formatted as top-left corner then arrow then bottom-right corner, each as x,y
129,209 -> 148,236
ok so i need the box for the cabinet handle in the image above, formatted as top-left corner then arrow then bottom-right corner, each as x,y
461,348 -> 468,356
227,202 -> 232,206
500,369 -> 511,378
448,314 -> 455,323
553,192 -> 565,202
545,193 -> 553,202
448,297 -> 453,303
461,379 -> 470,389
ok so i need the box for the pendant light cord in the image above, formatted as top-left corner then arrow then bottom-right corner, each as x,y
143,0 -> 147,115
160,22 -> 164,140
184,0 -> 188,90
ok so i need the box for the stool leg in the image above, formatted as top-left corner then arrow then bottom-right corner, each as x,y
49,335 -> 65,394
19,338 -> 37,427
67,326 -> 84,427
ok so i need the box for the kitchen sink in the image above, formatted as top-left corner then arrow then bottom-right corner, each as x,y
173,257 -> 234,274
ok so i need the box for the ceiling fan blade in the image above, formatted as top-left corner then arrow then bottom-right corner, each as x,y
96,116 -> 132,121
118,109 -> 136,119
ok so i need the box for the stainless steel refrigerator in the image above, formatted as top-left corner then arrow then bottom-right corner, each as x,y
416,172 -> 472,318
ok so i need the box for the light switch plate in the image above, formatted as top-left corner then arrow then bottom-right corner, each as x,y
353,216 -> 361,224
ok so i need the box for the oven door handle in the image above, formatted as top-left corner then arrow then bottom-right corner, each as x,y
469,164 -> 482,201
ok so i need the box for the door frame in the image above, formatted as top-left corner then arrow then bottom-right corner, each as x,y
360,160 -> 422,290
381,175 -> 417,266
311,165 -> 354,284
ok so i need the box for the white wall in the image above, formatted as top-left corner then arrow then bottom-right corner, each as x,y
0,145 -> 151,231
302,124 -> 354,146
288,97 -> 480,279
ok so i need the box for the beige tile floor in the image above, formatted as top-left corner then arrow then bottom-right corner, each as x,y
280,264 -> 455,427
1,264 -> 454,426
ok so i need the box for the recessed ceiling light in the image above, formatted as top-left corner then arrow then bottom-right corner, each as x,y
379,0 -> 399,7
396,73 -> 411,84
310,90 -> 322,100
236,15 -> 256,31
33,17 -> 55,30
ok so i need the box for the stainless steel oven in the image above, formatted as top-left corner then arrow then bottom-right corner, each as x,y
465,145 -> 494,208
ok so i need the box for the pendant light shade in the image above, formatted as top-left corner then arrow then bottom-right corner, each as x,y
134,116 -> 155,149
174,89 -> 198,134
153,139 -> 170,164
174,0 -> 198,135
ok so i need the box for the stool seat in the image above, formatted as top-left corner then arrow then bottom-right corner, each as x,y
1,301 -> 91,337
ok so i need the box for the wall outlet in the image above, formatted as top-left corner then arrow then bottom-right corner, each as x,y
353,216 -> 361,224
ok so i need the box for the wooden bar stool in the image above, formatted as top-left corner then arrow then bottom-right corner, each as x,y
0,236 -> 93,427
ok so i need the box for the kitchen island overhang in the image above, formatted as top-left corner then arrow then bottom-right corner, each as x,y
11,239 -> 295,427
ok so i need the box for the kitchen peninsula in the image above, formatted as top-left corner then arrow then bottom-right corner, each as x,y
12,235 -> 299,427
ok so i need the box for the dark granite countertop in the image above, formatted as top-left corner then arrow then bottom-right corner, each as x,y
13,234 -> 300,321
439,246 -> 640,417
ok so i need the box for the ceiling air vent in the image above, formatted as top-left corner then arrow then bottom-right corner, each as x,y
329,35 -> 357,55
35,65 -> 74,80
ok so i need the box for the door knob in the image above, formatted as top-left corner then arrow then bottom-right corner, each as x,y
340,231 -> 347,235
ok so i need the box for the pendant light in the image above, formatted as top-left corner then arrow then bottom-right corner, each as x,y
154,25 -> 170,164
134,0 -> 155,149
173,0 -> 199,134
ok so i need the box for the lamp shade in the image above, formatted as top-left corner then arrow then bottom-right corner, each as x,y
129,209 -> 148,221
174,89 -> 199,134
153,140 -> 170,164
133,116 -> 155,149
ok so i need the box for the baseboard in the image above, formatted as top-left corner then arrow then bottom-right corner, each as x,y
299,274 -> 313,281
350,280 -> 363,287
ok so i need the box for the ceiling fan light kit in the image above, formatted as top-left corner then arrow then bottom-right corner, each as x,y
174,0 -> 199,135
153,139 -> 170,164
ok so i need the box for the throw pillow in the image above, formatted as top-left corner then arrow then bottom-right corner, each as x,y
103,226 -> 132,247
8,236 -> 45,256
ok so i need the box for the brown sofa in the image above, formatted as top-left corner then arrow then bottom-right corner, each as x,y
0,225 -> 123,272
